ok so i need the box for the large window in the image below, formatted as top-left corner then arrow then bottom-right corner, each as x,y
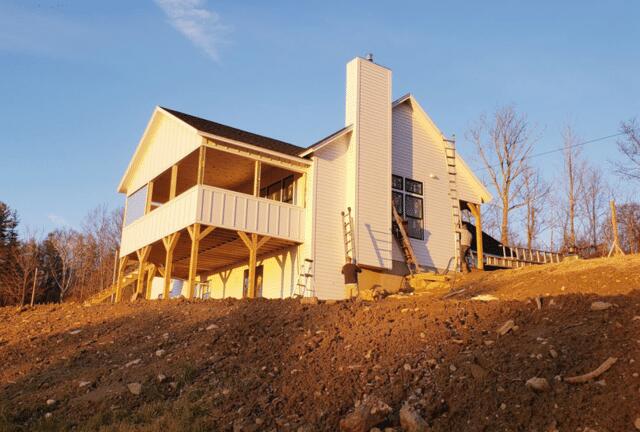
391,175 -> 424,240
260,175 -> 295,204
124,185 -> 148,226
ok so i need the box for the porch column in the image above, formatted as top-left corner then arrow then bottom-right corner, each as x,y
468,203 -> 484,271
186,224 -> 216,298
197,146 -> 206,185
135,245 -> 151,297
161,232 -> 181,300
237,231 -> 271,298
145,181 -> 154,214
253,160 -> 261,196
114,255 -> 129,303
169,164 -> 178,200
145,264 -> 157,300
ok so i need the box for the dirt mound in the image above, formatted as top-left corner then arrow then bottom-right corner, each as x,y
1,255 -> 640,431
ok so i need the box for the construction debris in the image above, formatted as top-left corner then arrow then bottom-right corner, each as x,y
497,319 -> 516,336
339,396 -> 391,432
564,357 -> 618,384
590,301 -> 613,311
399,403 -> 428,432
526,377 -> 550,392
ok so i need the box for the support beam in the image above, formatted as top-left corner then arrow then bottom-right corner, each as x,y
169,164 -> 178,200
197,146 -> 206,185
135,245 -> 151,297
145,181 -> 154,214
145,264 -> 157,300
114,255 -> 129,303
237,231 -> 270,298
468,203 -> 484,271
162,232 -> 181,300
187,224 -> 201,299
253,160 -> 261,197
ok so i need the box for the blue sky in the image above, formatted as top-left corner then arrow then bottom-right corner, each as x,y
1,0 -> 639,233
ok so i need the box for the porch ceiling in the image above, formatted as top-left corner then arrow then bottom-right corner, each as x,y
146,226 -> 296,280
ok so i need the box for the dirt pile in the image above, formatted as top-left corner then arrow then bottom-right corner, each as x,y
1,255 -> 640,431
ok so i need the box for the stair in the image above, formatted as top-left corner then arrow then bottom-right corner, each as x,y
84,270 -> 138,305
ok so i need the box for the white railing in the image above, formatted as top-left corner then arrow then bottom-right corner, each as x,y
120,185 -> 305,256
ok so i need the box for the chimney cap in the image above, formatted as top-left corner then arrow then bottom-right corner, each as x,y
365,53 -> 374,62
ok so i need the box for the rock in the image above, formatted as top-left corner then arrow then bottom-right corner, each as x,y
45,412 -> 52,419
155,349 -> 166,357
590,301 -> 613,311
206,324 -> 219,330
300,296 -> 319,305
68,329 -> 82,335
497,320 -> 515,336
125,358 -> 142,367
130,291 -> 141,302
157,374 -> 167,383
471,294 -> 498,302
526,377 -> 550,392
339,396 -> 392,432
255,417 -> 264,425
46,399 -> 56,406
403,363 -> 412,371
370,428 -> 382,432
127,382 -> 142,395
399,403 -> 428,432
500,403 -> 506,410
469,364 -> 488,381
449,364 -> 457,372
78,381 -> 92,388
549,349 -> 558,358
634,417 -> 640,430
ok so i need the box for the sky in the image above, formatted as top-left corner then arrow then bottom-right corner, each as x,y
1,0 -> 639,234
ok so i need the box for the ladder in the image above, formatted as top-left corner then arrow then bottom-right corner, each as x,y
294,258 -> 314,297
444,136 -> 462,270
341,207 -> 355,261
391,205 -> 423,275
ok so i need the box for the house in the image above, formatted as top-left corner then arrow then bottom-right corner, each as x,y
113,56 -> 491,302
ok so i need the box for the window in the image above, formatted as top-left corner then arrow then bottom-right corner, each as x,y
265,182 -> 282,201
392,175 -> 404,190
282,175 -> 294,204
243,265 -> 264,298
405,178 -> 423,195
124,185 -> 148,226
404,195 -> 424,239
392,191 -> 403,216
261,175 -> 295,204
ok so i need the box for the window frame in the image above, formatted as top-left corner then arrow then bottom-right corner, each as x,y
392,174 -> 404,191
392,191 -> 404,216
405,178 -> 423,196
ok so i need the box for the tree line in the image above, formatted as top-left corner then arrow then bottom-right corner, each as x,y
470,108 -> 640,256
0,204 -> 122,306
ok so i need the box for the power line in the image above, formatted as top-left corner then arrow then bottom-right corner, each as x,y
471,132 -> 625,172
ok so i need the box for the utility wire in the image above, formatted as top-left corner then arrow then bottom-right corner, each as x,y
471,132 -> 625,172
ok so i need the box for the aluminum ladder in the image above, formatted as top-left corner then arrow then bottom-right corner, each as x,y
392,205 -> 423,276
444,136 -> 462,270
341,207 -> 356,261
294,258 -> 314,297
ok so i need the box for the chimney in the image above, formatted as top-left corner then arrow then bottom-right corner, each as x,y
344,56 -> 393,269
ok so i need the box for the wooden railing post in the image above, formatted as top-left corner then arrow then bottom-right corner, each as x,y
135,246 -> 151,298
467,203 -> 484,270
162,232 -> 181,300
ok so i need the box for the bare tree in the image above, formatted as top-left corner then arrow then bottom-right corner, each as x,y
580,164 -> 608,251
14,229 -> 40,306
615,118 -> 640,181
561,126 -> 585,252
49,229 -> 79,301
469,105 -> 534,245
521,166 -> 550,250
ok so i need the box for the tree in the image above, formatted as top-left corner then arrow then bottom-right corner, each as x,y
561,126 -> 585,252
13,230 -> 40,306
615,118 -> 640,181
48,229 -> 80,301
521,166 -> 550,250
0,202 -> 20,305
469,105 -> 534,245
580,164 -> 608,251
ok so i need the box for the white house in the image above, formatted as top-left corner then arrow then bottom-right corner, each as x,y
109,56 -> 492,302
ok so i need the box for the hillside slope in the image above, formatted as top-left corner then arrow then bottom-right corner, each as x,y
1,255 -> 639,431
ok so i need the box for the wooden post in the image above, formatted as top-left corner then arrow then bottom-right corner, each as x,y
30,267 -> 38,307
186,224 -> 216,299
145,181 -> 154,214
169,164 -> 178,200
162,232 -> 181,300
608,199 -> 625,256
197,146 -> 206,185
253,160 -> 261,196
237,231 -> 270,298
115,255 -> 129,302
135,246 -> 151,297
145,264 -> 157,300
467,203 -> 484,270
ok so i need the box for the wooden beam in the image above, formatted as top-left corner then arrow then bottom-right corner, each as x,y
135,245 -> 151,297
145,264 -> 157,300
247,233 -> 258,298
197,146 -> 206,185
253,160 -> 262,197
114,255 -> 129,303
237,231 -> 252,250
256,235 -> 271,252
468,203 -> 484,271
187,224 -> 201,298
169,164 -> 178,200
144,181 -> 154,214
199,225 -> 216,241
162,232 -> 180,300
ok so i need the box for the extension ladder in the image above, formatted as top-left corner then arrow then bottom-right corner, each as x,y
391,205 -> 423,275
294,258 -> 314,297
444,136 -> 462,270
341,207 -> 355,261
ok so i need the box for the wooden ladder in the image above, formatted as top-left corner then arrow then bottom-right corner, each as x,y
392,205 -> 423,275
444,137 -> 462,269
294,258 -> 314,297
341,207 -> 356,261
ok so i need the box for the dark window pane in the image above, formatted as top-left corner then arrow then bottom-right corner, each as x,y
392,192 -> 403,215
260,187 -> 267,198
392,175 -> 404,190
282,175 -> 294,204
407,217 -> 424,240
405,195 -> 423,219
266,181 -> 282,201
405,178 -> 423,195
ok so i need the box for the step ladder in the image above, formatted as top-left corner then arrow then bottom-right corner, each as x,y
341,207 -> 356,261
444,136 -> 462,270
294,258 -> 314,297
391,205 -> 423,276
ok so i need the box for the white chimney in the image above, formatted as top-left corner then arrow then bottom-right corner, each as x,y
344,56 -> 393,269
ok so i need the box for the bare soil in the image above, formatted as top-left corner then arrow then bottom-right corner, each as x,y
1,255 -> 640,431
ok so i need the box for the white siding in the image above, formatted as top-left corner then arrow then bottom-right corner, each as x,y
127,111 -> 201,194
346,58 -> 393,269
311,136 -> 350,300
392,103 -> 456,271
